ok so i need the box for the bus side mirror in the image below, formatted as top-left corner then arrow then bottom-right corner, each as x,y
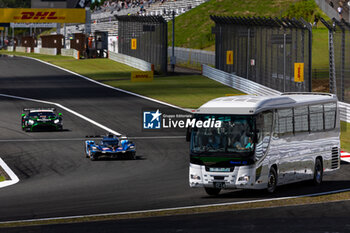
186,127 -> 191,142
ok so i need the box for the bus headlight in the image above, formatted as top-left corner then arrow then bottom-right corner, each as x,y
28,120 -> 34,125
238,176 -> 250,182
54,119 -> 60,124
191,174 -> 201,180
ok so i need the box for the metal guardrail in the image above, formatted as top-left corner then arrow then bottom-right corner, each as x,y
109,51 -> 152,71
169,47 -> 215,66
339,102 -> 350,122
202,64 -> 350,123
202,64 -> 281,96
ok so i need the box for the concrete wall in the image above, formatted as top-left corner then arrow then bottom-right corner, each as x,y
34,47 -> 57,55
15,46 -> 26,53
61,48 -> 80,59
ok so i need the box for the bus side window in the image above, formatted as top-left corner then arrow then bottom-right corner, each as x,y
324,102 -> 336,130
294,106 -> 308,133
275,108 -> 293,136
309,104 -> 324,132
256,111 -> 273,160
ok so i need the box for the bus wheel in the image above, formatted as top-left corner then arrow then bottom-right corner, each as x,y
204,187 -> 221,196
267,167 -> 277,193
313,158 -> 323,185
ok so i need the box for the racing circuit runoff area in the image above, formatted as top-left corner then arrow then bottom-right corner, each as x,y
1,54 -> 350,231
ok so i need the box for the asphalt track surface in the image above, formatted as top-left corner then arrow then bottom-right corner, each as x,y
0,55 -> 350,229
4,200 -> 350,233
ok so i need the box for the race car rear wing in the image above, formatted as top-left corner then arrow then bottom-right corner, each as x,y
23,108 -> 56,112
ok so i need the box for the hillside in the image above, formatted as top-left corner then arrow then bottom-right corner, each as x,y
169,0 -> 328,50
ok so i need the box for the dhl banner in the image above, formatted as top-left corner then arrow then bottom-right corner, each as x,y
131,71 -> 154,82
294,63 -> 304,82
0,8 -> 86,23
226,50 -> 233,65
131,38 -> 137,50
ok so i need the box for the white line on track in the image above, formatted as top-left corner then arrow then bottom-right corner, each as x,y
0,158 -> 19,188
2,187 -> 350,225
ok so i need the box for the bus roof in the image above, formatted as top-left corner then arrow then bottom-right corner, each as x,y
196,93 -> 337,115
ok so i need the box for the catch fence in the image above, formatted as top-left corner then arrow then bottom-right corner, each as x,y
116,15 -> 168,73
211,16 -> 312,93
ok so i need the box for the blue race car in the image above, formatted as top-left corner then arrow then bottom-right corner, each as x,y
85,134 -> 136,161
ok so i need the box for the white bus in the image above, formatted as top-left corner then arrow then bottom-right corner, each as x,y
188,93 -> 340,195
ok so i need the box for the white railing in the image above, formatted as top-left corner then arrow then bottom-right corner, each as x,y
7,46 -> 14,52
109,51 -> 152,71
339,102 -> 350,122
169,47 -> 215,66
202,64 -> 350,123
202,64 -> 281,96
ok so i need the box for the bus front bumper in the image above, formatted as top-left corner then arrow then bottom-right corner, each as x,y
189,163 -> 266,190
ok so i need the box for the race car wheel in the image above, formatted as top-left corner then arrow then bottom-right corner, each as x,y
88,150 -> 96,161
90,154 -> 96,161
129,151 -> 136,160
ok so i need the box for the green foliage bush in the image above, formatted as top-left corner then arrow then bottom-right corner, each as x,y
282,0 -> 321,22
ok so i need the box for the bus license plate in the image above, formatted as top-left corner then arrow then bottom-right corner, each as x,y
214,182 -> 225,189
209,168 -> 230,172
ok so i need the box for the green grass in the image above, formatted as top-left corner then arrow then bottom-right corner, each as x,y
341,122 -> 350,152
0,176 -> 5,182
312,28 -> 329,70
169,0 -> 329,50
104,75 -> 242,108
0,51 -> 243,108
169,0 -> 298,49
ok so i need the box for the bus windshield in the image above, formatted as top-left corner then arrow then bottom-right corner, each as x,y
191,115 -> 255,157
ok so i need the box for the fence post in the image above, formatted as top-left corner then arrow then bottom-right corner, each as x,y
283,33 -> 286,92
246,28 -> 250,79
320,18 -> 337,95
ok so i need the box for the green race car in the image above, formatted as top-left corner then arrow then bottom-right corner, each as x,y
21,108 -> 63,132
